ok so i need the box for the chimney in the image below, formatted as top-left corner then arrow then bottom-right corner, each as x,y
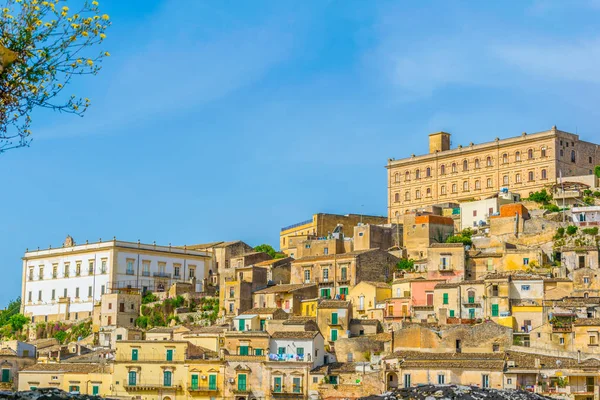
428,132 -> 451,153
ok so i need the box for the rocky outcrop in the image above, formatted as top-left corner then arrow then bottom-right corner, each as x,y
361,385 -> 550,400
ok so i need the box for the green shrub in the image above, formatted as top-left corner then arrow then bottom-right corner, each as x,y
135,316 -> 149,329
396,259 -> 415,271
583,189 -> 592,196
556,227 -> 565,237
142,292 -> 158,304
595,165 -> 600,178
544,204 -> 560,212
53,330 -> 67,344
527,189 -> 552,204
583,196 -> 595,206
582,227 -> 599,236
566,225 -> 578,235
446,235 -> 472,246
594,191 -> 600,198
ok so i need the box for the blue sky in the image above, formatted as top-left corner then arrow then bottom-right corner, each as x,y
2,0 -> 600,305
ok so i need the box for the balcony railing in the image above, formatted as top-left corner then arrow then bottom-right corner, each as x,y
438,265 -> 453,272
281,219 -> 313,232
142,271 -> 150,277
233,387 -> 251,394
552,325 -> 572,333
188,386 -> 219,392
153,272 -> 172,278
124,381 -> 183,391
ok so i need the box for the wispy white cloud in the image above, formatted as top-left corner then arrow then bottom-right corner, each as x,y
493,38 -> 600,84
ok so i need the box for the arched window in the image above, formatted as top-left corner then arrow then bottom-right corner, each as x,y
463,181 -> 469,191
503,175 -> 509,185
415,169 -> 420,179
452,184 -> 457,193
515,151 -> 521,162
541,169 -> 547,180
426,167 -> 431,177
487,178 -> 493,188
463,160 -> 468,171
394,193 -> 400,203
515,173 -> 521,183
571,150 -> 576,162
528,171 -> 534,181
405,191 -> 410,201
502,153 -> 508,164
452,163 -> 457,173
441,185 -> 446,195
405,171 -> 410,181
415,189 -> 421,199
394,173 -> 399,183
541,147 -> 546,157
475,158 -> 480,169
486,156 -> 493,167
475,180 -> 480,190
426,188 -> 431,196
440,165 -> 446,175
528,149 -> 533,159
467,290 -> 475,303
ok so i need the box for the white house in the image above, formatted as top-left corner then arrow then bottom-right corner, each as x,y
269,331 -> 325,368
460,191 -> 520,230
572,206 -> 600,226
21,236 -> 212,323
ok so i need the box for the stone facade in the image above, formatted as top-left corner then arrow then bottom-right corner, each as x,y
387,127 -> 600,220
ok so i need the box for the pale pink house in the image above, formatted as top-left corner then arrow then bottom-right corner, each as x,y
385,277 -> 446,320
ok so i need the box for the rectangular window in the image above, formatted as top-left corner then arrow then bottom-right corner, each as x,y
229,287 -> 235,298
101,259 -> 107,274
293,377 -> 301,393
404,374 -> 411,388
101,285 -> 105,295
163,371 -> 172,387
274,377 -> 282,393
278,347 -> 285,355
449,310 -> 455,317
209,375 -> 217,390
88,261 -> 94,275
69,386 -> 80,393
331,329 -> 338,341
126,260 -> 134,275
482,374 -> 489,388
297,347 -> 305,357
174,266 -> 180,277
131,349 -> 138,361
51,289 -> 55,300
142,261 -> 150,276
491,304 -> 499,317
39,266 -> 44,280
92,386 -> 99,395
128,371 -> 137,386
191,374 -> 199,390
28,291 -> 32,302
443,293 -> 449,305
1,369 -> 9,383
438,374 -> 445,384
254,348 -> 263,356
189,267 -> 195,278
331,312 -> 338,325
521,285 -> 530,291
323,268 -> 329,281
64,288 -> 68,298
64,263 -> 70,277
53,265 -> 58,278
75,287 -> 79,298
76,263 -> 81,276
239,346 -> 249,356
238,374 -> 247,391
88,286 -> 92,297
523,258 -> 529,265
166,349 -> 173,361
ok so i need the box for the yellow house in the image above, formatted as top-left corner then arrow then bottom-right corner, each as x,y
112,340 -> 219,400
18,363 -> 112,395
186,359 -> 225,399
301,298 -> 319,317
348,281 -> 391,318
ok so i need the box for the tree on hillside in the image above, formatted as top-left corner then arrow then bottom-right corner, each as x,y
0,0 -> 111,153
254,244 -> 286,259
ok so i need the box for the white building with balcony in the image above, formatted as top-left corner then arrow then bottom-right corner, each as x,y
268,331 -> 325,368
21,236 -> 212,323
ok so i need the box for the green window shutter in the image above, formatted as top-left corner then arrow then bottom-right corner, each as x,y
293,377 -> 301,393
239,346 -> 249,356
449,310 -> 455,317
331,312 -> 338,325
131,349 -> 138,361
209,375 -> 217,390
491,304 -> 499,317
164,371 -> 172,387
92,386 -> 99,395
238,374 -> 247,391
297,347 -> 304,356
1,369 -> 9,383
254,348 -> 263,355
468,296 -> 475,303
191,375 -> 199,389
128,371 -> 136,386
239,319 -> 245,331
166,349 -> 173,361
274,377 -> 282,392
331,329 -> 338,341
469,309 -> 475,319
443,293 -> 449,305
260,319 -> 265,331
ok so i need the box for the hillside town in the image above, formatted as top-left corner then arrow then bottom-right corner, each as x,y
2,127 -> 600,400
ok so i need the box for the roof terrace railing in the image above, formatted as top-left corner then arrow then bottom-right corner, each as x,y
281,219 -> 313,232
